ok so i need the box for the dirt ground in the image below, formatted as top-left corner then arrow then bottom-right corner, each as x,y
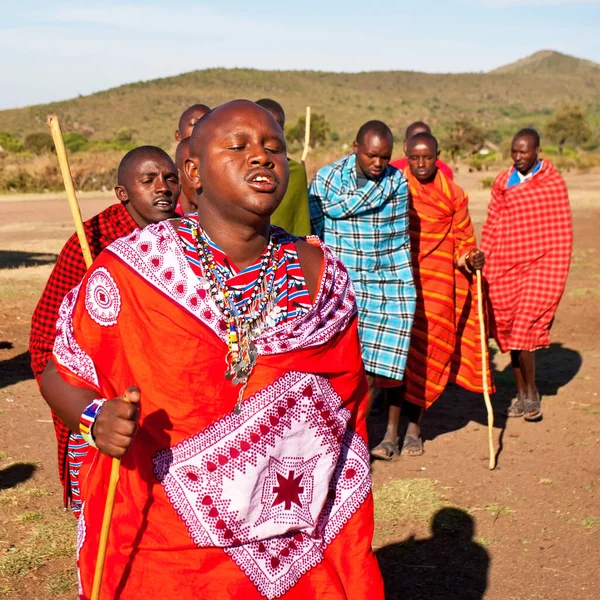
0,168 -> 599,599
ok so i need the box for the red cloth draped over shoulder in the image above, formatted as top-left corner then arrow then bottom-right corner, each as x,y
402,168 -> 492,408
481,161 -> 572,352
52,222 -> 383,600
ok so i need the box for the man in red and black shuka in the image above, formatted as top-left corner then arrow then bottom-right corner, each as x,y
30,146 -> 180,506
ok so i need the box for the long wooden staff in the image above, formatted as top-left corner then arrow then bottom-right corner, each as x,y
301,105 -> 311,163
476,269 -> 496,470
47,115 -> 93,268
47,114 -> 122,599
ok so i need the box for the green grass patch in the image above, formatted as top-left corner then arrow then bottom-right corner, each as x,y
582,517 -> 600,530
46,568 -> 77,596
373,478 -> 450,526
0,516 -> 76,578
16,511 -> 43,522
0,451 -> 8,461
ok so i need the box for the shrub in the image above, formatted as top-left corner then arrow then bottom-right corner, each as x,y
481,177 -> 495,190
63,132 -> 89,153
24,132 -> 55,155
0,132 -> 24,153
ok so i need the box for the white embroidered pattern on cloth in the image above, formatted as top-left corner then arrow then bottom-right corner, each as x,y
153,371 -> 371,599
106,222 -> 357,356
84,266 -> 121,326
53,284 -> 99,388
76,503 -> 86,597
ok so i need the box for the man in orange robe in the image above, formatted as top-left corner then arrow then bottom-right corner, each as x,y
41,100 -> 383,599
372,133 -> 489,459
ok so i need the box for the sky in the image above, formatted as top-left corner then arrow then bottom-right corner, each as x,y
1,0 -> 600,110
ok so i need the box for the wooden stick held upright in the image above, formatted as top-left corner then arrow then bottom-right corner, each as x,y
476,269 -> 496,470
48,114 -> 124,599
46,115 -> 93,268
301,106 -> 311,163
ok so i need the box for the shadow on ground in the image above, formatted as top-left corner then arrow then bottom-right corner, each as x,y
0,250 -> 57,270
368,343 -> 582,461
0,463 -> 37,491
0,351 -> 33,390
376,508 -> 489,600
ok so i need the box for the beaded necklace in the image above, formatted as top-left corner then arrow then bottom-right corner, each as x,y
190,220 -> 282,413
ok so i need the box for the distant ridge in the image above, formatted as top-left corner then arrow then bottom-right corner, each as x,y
491,50 -> 600,74
1,51 -> 599,147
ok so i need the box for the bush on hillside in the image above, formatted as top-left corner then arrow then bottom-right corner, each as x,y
442,119 -> 486,163
546,105 -> 591,155
0,132 -> 24,153
286,113 -> 333,148
64,132 -> 89,153
24,132 -> 55,155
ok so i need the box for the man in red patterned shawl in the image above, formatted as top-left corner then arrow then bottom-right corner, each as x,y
481,129 -> 572,421
41,100 -> 383,599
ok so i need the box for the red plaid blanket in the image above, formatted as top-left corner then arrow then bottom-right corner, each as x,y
481,160 -> 572,352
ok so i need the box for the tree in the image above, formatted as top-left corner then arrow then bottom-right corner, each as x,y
286,113 -> 332,148
63,132 -> 89,153
546,105 -> 591,155
24,132 -> 54,154
441,119 -> 486,164
114,127 -> 134,144
0,132 -> 24,153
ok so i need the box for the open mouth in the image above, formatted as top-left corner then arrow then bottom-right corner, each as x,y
246,168 -> 279,193
154,197 -> 174,210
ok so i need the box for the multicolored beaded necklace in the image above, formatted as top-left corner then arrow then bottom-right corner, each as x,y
189,220 -> 283,413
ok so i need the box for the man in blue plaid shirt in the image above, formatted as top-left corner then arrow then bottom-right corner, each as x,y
309,120 -> 416,444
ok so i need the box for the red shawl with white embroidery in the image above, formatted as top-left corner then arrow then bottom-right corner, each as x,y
53,221 -> 383,600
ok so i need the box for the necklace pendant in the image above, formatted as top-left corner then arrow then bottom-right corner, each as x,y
233,404 -> 241,415
225,369 -> 234,380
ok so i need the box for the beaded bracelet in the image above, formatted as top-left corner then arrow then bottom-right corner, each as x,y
79,398 -> 106,449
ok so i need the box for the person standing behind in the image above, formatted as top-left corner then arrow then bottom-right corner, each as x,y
175,103 -> 211,141
481,128 -> 572,422
256,98 -> 311,236
390,121 -> 454,181
30,146 -> 179,512
309,120 -> 415,407
372,133 -> 487,459
175,137 -> 198,214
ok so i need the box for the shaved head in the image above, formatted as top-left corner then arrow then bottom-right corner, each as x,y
185,99 -> 289,226
405,121 -> 431,140
255,98 -> 285,129
117,146 -> 174,185
176,103 -> 211,141
356,120 -> 393,146
407,132 -> 438,153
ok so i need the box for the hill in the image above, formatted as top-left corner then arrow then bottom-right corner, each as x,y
1,51 -> 599,148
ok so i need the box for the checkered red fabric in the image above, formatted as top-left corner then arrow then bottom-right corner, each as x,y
481,161 -> 572,352
29,202 -> 138,495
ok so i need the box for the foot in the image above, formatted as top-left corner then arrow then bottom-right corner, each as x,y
401,434 -> 424,456
523,392 -> 542,421
370,439 -> 400,461
506,396 -> 526,418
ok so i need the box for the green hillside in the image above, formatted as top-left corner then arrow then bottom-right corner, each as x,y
1,50 -> 599,148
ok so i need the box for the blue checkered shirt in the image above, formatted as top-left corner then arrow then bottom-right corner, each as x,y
309,154 -> 415,380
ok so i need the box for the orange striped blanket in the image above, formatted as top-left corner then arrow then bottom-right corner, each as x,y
403,168 -> 492,408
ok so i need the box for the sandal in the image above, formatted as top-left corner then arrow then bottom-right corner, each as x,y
523,393 -> 543,422
506,396 -> 525,418
370,439 -> 400,461
402,435 -> 424,457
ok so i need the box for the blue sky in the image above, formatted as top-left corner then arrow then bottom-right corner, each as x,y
2,0 -> 599,109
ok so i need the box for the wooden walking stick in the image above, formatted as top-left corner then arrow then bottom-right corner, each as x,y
476,269 -> 496,470
301,106 -> 311,163
47,114 -> 124,599
47,115 -> 93,268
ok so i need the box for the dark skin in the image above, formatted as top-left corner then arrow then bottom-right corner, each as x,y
373,138 -> 486,457
175,138 -> 198,214
175,105 -> 211,141
115,154 -> 180,227
353,131 -> 393,180
42,101 -> 323,458
403,123 -> 430,154
512,134 -> 540,176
